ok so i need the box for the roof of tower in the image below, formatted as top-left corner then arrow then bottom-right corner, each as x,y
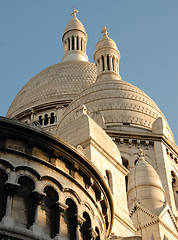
63,9 -> 87,38
127,149 -> 165,215
128,149 -> 164,190
94,27 -> 119,56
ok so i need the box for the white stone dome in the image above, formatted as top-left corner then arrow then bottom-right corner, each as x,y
127,150 -> 165,214
57,77 -> 174,142
6,61 -> 96,119
94,32 -> 119,54
63,15 -> 87,37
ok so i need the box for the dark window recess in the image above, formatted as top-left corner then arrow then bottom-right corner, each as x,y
44,114 -> 48,125
50,113 -> 55,124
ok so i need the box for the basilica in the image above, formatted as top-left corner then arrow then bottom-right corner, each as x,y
0,10 -> 177,240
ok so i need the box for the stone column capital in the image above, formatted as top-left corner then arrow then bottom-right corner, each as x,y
5,181 -> 20,196
56,201 -> 68,214
75,214 -> 85,227
30,190 -> 45,204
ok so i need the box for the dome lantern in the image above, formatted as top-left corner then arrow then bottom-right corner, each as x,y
62,9 -> 89,62
93,27 -> 121,80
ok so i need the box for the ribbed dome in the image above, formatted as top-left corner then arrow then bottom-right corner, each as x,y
63,16 -> 86,37
6,61 -> 97,119
57,77 -> 174,142
127,149 -> 165,214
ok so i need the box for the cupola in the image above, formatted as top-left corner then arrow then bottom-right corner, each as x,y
127,149 -> 165,215
62,9 -> 89,62
93,27 -> 121,80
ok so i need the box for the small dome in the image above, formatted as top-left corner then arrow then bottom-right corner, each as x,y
94,27 -> 119,56
63,10 -> 87,38
128,149 -> 165,214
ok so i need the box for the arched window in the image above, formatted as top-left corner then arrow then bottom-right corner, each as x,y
50,113 -> 55,124
68,38 -> 70,50
122,157 -> 129,191
42,186 -> 59,238
12,176 -> 35,228
77,36 -> 79,50
112,57 -> 115,71
171,171 -> 178,208
38,115 -> 43,126
72,36 -> 74,50
65,198 -> 77,240
81,212 -> 91,240
134,159 -> 138,165
0,170 -> 8,221
95,227 -> 100,240
107,55 -> 110,71
106,170 -> 113,194
44,114 -> 48,125
101,56 -> 105,71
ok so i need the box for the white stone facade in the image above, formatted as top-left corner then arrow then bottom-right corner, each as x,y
0,9 -> 177,240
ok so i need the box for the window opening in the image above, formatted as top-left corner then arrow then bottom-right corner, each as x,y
72,36 -> 74,50
65,198 -> 77,240
50,113 -> 55,124
44,114 -> 48,125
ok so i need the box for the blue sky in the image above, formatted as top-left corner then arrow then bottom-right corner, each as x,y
0,0 -> 178,144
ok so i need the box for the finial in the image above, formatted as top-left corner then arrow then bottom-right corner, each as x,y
101,27 -> 109,36
71,8 -> 78,18
138,148 -> 145,161
82,105 -> 90,115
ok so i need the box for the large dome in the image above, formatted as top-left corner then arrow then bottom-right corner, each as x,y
57,77 -> 174,142
6,61 -> 96,119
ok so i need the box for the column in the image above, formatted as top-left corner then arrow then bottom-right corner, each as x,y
81,39 -> 83,51
74,37 -> 77,50
70,38 -> 72,51
97,60 -> 100,75
76,214 -> 85,240
113,58 -> 116,72
79,37 -> 81,51
30,190 -> 45,237
84,42 -> 86,53
100,58 -> 103,72
2,181 -> 20,227
54,202 -> 68,240
89,228 -> 98,240
104,56 -> 107,71
109,56 -> 112,71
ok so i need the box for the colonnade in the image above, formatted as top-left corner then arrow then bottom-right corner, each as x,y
96,55 -> 119,74
65,36 -> 86,53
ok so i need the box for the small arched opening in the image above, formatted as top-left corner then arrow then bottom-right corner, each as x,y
72,36 -> 75,50
171,171 -> 178,209
81,212 -> 91,240
122,157 -> 129,192
95,227 -> 100,240
0,169 -> 8,221
65,198 -> 78,240
50,113 -> 55,124
43,186 -> 59,238
12,176 -> 35,228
